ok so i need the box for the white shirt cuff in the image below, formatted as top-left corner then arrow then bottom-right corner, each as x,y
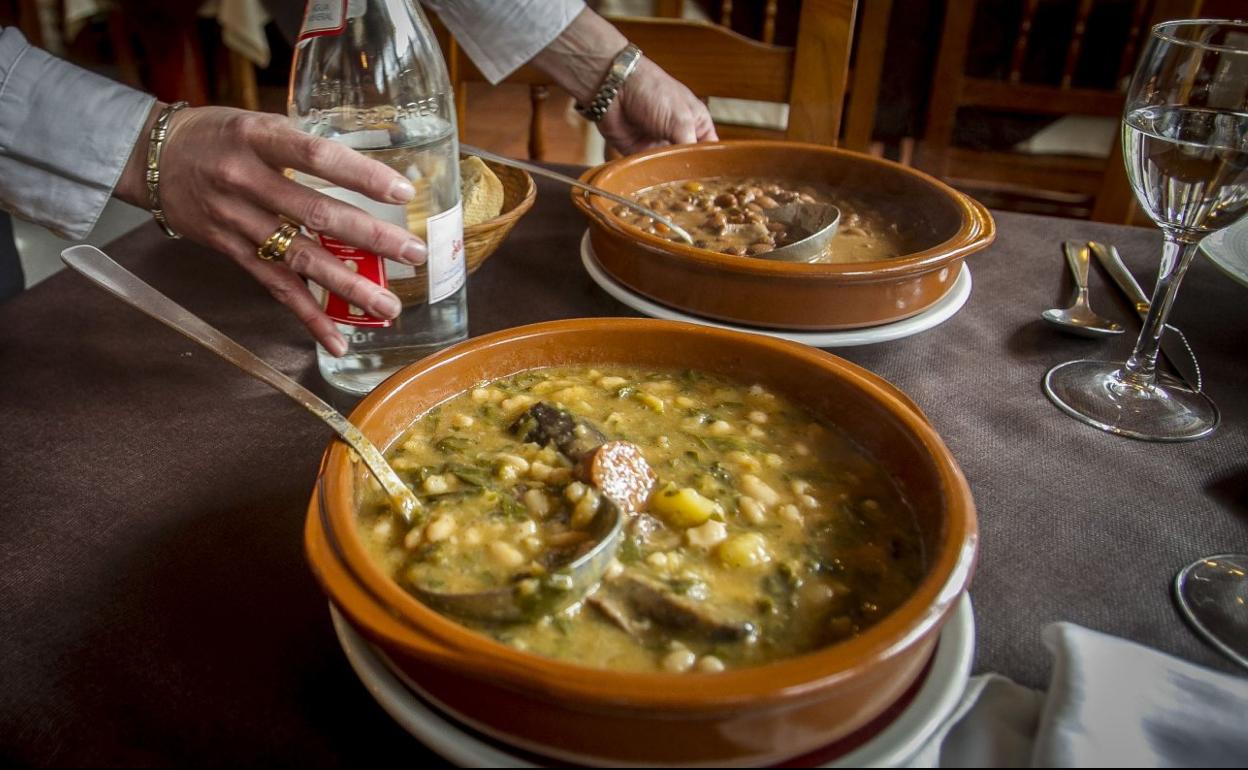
0,27 -> 155,240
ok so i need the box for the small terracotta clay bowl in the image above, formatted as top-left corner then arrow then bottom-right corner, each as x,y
571,141 -> 996,331
305,318 -> 977,766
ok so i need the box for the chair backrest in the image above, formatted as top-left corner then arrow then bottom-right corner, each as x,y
917,0 -> 1202,221
442,0 -> 859,156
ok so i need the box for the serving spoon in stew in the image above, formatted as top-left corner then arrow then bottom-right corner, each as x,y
463,144 -> 840,264
60,245 -> 626,621
755,202 -> 842,263
460,144 -> 697,246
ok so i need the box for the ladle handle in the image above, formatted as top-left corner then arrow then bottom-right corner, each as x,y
60,245 -> 420,521
460,143 -> 696,245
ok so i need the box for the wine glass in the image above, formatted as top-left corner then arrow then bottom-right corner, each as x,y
1174,554 -> 1248,671
1044,19 -> 1248,442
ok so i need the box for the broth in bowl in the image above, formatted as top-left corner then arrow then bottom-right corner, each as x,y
358,364 -> 923,673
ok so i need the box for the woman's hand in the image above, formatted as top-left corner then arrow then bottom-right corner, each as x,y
597,58 -> 718,154
531,8 -> 718,156
115,104 -> 425,356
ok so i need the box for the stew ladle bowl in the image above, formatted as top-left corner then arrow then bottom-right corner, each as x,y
60,244 -> 623,622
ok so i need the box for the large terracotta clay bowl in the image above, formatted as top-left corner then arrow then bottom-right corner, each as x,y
305,318 -> 977,766
572,141 -> 995,331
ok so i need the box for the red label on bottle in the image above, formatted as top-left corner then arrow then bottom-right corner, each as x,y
318,235 -> 392,327
298,0 -> 347,42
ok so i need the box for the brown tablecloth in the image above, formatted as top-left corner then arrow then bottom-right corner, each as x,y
2,169 -> 1247,765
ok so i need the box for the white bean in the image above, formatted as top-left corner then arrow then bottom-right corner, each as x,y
451,413 -> 474,428
489,541 -> 525,568
686,519 -> 728,549
422,474 -> 450,494
739,496 -> 766,525
709,420 -> 733,436
662,648 -> 697,673
748,410 -> 769,424
425,514 -> 456,542
501,395 -> 534,414
741,474 -> 780,506
727,451 -> 760,472
497,453 -> 530,472
564,481 -> 588,503
696,655 -> 726,673
523,488 -> 551,517
572,489 -> 600,529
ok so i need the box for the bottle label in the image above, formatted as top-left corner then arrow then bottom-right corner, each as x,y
318,236 -> 392,327
298,0 -> 346,42
426,202 -> 466,303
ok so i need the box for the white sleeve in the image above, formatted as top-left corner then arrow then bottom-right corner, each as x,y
0,27 -> 155,239
422,0 -> 586,84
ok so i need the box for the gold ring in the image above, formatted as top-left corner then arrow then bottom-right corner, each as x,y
257,221 -> 300,262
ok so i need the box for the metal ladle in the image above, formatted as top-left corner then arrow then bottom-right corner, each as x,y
60,244 -> 623,622
462,144 -> 841,264
460,144 -> 696,245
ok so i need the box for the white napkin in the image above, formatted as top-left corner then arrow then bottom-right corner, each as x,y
918,623 -> 1248,767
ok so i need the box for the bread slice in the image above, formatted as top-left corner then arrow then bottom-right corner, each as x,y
460,156 -> 505,227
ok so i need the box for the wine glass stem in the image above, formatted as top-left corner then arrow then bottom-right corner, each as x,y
1121,232 -> 1200,387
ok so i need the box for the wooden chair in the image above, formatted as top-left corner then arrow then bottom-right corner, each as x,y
443,0 -> 861,159
916,0 -> 1204,222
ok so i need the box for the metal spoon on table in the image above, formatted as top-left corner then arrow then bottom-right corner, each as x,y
60,244 -> 623,621
1041,240 -> 1125,337
460,144 -> 842,263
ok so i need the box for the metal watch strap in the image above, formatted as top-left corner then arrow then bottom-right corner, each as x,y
146,101 -> 190,239
575,44 -> 642,123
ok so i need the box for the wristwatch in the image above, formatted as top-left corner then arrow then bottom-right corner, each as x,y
575,43 -> 643,123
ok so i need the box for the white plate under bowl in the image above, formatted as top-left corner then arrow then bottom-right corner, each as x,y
1200,218 -> 1248,290
331,593 -> 975,768
580,230 -> 973,347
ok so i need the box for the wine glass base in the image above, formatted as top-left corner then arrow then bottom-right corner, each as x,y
1174,554 -> 1248,672
1043,359 -> 1219,442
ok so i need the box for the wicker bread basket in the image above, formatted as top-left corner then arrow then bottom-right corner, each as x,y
390,158 -> 536,303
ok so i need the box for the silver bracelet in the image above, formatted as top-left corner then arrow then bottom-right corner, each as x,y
145,101 -> 190,239
575,44 -> 642,123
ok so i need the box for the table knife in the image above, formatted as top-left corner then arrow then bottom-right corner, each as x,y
1088,241 -> 1203,392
